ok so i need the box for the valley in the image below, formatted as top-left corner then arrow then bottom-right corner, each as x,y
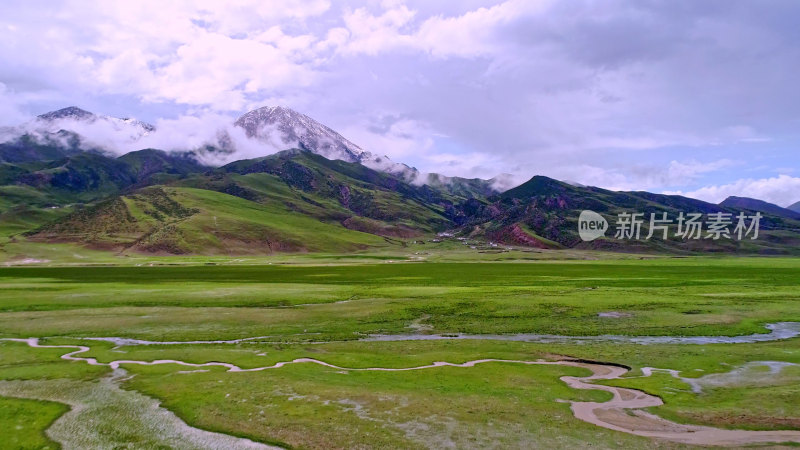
1,106 -> 799,449
2,107 -> 800,261
4,2 -> 800,447
1,257 -> 800,448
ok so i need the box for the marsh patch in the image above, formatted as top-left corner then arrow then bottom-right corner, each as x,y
597,311 -> 633,318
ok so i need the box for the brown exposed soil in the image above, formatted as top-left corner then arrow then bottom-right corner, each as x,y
341,216 -> 421,238
488,223 -> 552,248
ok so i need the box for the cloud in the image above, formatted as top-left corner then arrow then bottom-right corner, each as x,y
529,158 -> 738,193
665,175 -> 800,207
7,111 -> 288,166
334,0 -> 551,59
1,0 -> 799,196
0,0 -> 327,111
0,82 -> 29,125
665,159 -> 738,185
420,150 -> 511,180
337,3 -> 417,55
339,115 -> 434,161
139,32 -> 317,108
415,0 -> 546,58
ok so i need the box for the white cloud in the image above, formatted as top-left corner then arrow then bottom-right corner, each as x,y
339,4 -> 417,55
0,0 -> 327,111
530,158 -> 738,194
420,150 -> 512,180
665,175 -> 800,207
142,32 -> 316,108
1,0 -> 799,194
0,83 -> 29,126
415,0 -> 545,58
339,116 -> 433,161
8,110 -> 288,166
332,0 -> 553,59
665,159 -> 737,185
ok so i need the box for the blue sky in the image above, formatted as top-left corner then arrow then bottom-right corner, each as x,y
1,0 -> 799,205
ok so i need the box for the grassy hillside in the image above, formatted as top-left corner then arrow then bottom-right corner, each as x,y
0,148 -> 211,251
1,148 -> 475,256
118,149 -> 208,187
4,145 -> 800,257
160,149 -> 480,244
29,186 -> 388,254
0,149 -> 208,208
207,150 -> 466,229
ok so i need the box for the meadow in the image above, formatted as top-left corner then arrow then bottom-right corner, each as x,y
0,254 -> 799,448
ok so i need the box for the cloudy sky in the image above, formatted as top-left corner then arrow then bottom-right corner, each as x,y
1,0 -> 799,206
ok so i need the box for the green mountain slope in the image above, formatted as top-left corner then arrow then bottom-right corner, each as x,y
4,142 -> 800,256
0,148 -> 210,246
16,152 -> 136,200
28,186 -> 387,254
0,134 -> 86,164
118,149 -> 208,186
0,148 -> 207,209
19,150 -> 490,255
178,150 -> 476,235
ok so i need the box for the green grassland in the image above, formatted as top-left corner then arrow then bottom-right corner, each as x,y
0,396 -> 65,449
1,258 -> 798,338
0,256 -> 798,448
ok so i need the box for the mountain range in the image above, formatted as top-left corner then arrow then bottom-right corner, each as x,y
1,106 -> 798,257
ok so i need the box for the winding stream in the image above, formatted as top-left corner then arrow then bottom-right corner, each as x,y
363,321 -> 800,345
0,372 -> 274,449
2,336 -> 800,447
68,321 -> 800,347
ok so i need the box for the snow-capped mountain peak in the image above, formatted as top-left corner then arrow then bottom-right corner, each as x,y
2,105 -> 504,195
118,117 -> 156,133
0,106 -> 157,152
35,106 -> 155,135
37,106 -> 96,121
233,106 -> 368,163
43,106 -> 154,135
230,106 -> 496,191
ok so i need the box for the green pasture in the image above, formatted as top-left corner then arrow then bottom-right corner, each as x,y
0,256 -> 797,448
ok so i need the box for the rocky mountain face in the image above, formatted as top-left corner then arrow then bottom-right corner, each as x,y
458,175 -> 800,254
